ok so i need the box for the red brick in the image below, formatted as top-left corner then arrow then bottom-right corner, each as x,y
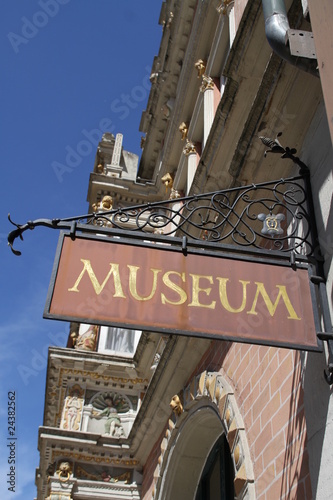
272,398 -> 293,436
261,390 -> 281,425
248,414 -> 261,452
256,463 -> 275,496
259,354 -> 279,392
253,383 -> 270,419
262,431 -> 286,468
265,476 -> 284,500
254,421 -> 272,457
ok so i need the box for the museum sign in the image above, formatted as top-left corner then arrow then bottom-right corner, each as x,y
44,233 -> 320,351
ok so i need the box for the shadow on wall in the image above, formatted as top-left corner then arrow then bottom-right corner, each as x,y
302,350 -> 332,498
279,352 -> 312,498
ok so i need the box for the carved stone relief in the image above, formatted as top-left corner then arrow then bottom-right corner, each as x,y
60,385 -> 85,431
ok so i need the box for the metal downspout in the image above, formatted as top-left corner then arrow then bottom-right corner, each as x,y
262,0 -> 318,76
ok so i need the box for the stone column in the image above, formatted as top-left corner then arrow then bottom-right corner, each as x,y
200,75 -> 215,147
168,188 -> 183,235
217,1 -> 236,47
183,141 -> 199,195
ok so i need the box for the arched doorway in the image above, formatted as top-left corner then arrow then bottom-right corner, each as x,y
153,371 -> 255,499
158,403 -> 233,499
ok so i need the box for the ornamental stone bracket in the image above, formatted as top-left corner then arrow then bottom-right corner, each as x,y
153,371 -> 255,499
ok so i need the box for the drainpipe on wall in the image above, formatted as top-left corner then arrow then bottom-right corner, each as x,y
262,0 -> 318,76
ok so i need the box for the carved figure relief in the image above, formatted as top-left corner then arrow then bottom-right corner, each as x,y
170,394 -> 183,416
91,393 -> 130,437
74,325 -> 98,351
75,463 -> 132,484
61,384 -> 84,431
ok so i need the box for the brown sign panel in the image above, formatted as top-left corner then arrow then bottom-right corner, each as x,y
45,233 -> 320,351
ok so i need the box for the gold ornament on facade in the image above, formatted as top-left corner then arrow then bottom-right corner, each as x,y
100,195 -> 113,210
169,187 -> 182,200
195,59 -> 206,78
170,394 -> 183,416
217,0 -> 235,15
56,461 -> 72,482
162,11 -> 174,30
183,140 -> 197,156
200,74 -> 215,93
161,172 -> 174,192
179,122 -> 189,141
140,136 -> 146,149
96,163 -> 104,173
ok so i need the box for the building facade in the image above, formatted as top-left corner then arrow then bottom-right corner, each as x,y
36,1 -> 333,499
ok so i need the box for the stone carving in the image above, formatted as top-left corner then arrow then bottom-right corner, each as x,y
183,140 -> 197,156
169,188 -> 182,200
56,461 -> 72,482
91,394 -> 129,437
152,371 -> 255,499
61,385 -> 84,431
96,163 -> 104,173
179,122 -> 189,141
75,464 -> 132,484
170,395 -> 183,416
200,74 -> 215,93
195,59 -> 206,78
140,136 -> 146,149
101,471 -> 131,483
74,325 -> 98,351
217,0 -> 235,15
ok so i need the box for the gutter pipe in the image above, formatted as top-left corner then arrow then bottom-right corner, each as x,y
262,0 -> 318,76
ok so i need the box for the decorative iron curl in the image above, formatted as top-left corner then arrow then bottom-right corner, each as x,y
8,174 -> 314,257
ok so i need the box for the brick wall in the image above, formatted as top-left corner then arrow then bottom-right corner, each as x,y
197,340 -> 313,499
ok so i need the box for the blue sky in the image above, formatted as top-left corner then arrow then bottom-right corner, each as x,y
1,1 -> 162,498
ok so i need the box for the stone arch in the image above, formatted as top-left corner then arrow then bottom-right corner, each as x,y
153,371 -> 255,499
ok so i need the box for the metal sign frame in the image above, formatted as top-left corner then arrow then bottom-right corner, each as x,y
44,231 -> 322,352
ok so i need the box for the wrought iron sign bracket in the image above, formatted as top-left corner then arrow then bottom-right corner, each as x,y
7,134 -> 333,383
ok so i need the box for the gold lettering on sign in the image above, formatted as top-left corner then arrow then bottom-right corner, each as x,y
217,278 -> 250,313
247,282 -> 301,320
189,274 -> 216,309
68,259 -> 126,297
161,271 -> 187,305
128,265 -> 161,301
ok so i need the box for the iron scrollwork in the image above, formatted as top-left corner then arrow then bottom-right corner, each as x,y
8,174 -> 314,257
